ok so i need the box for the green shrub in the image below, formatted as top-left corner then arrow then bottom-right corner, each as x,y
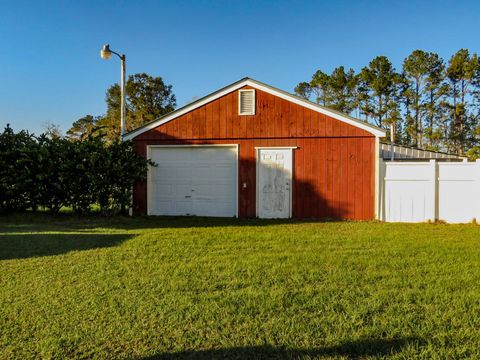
0,125 -> 38,212
0,125 -> 153,215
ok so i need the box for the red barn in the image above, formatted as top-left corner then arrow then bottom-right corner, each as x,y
124,78 -> 386,219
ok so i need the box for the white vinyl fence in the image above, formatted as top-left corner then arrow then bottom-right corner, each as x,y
379,159 -> 480,223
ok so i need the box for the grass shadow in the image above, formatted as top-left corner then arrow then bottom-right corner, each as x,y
0,233 -> 131,260
0,212 -> 347,234
142,337 -> 423,359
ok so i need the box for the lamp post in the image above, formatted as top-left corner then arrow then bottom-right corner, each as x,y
100,44 -> 126,137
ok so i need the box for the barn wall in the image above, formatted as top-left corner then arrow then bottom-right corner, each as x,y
132,86 -> 375,220
134,86 -> 372,141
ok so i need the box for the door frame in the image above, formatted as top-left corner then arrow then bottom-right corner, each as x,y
255,147 -> 296,218
146,144 -> 239,217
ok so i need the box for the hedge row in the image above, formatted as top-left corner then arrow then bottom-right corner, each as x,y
0,125 -> 153,215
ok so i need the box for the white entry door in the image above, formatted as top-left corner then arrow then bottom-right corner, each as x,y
148,146 -> 237,217
257,149 -> 292,218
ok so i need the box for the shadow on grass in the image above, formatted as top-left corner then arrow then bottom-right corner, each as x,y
143,337 -> 423,359
0,212 -> 346,234
0,233 -> 131,260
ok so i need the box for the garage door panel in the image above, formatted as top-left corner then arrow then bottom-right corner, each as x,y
152,183 -> 191,197
153,200 -> 174,214
195,184 -> 232,197
174,166 -> 193,180
175,184 -> 193,197
174,200 -> 194,215
154,184 -> 173,195
149,146 -> 237,217
195,166 -> 235,181
150,166 -> 166,179
193,148 -> 236,161
192,200 -> 234,217
153,164 -> 192,181
153,199 -> 189,215
153,148 -> 191,162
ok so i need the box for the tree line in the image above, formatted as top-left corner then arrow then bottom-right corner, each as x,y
66,52 -> 479,159
0,125 -> 152,214
295,49 -> 480,158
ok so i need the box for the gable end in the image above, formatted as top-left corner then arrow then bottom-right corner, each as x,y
123,78 -> 386,140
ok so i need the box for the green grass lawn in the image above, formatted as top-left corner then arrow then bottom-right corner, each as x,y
1,214 -> 480,359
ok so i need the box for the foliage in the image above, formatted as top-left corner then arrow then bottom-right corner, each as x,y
296,49 -> 480,156
2,215 -> 480,358
41,121 -> 63,140
0,125 -> 153,214
445,49 -> 480,153
34,135 -> 71,213
92,138 -> 153,214
66,115 -> 101,141
402,50 -> 446,147
0,125 -> 38,212
295,67 -> 358,114
94,72 -> 176,142
466,145 -> 480,160
359,56 -> 401,128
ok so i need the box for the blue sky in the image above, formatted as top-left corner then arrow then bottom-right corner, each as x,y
0,0 -> 479,135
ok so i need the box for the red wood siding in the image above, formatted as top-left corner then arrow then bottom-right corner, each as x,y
132,86 -> 376,220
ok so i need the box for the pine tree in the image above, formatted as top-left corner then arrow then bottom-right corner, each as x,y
294,82 -> 312,100
309,70 -> 331,106
403,50 -> 429,147
423,53 -> 447,150
327,66 -> 358,113
402,50 -> 446,148
294,49 -> 480,157
295,67 -> 358,114
359,56 -> 399,128
445,49 -> 480,153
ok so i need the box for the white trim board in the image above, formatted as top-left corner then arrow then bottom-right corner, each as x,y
123,78 -> 387,140
254,146 -> 298,149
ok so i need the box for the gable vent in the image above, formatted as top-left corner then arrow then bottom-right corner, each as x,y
238,89 -> 255,115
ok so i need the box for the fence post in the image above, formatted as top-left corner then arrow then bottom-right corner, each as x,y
378,158 -> 385,221
430,159 -> 437,222
374,137 -> 380,220
477,159 -> 480,222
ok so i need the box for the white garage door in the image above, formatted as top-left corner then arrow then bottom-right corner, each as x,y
148,146 -> 237,217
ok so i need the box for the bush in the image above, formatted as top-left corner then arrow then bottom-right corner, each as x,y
0,125 -> 153,215
0,125 -> 38,212
35,135 -> 74,213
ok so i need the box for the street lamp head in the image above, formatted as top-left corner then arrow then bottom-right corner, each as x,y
100,44 -> 111,60
99,43 -> 126,138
